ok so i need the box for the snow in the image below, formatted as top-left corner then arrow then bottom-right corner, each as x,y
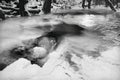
100,46 -> 120,65
32,47 -> 47,58
0,58 -> 42,80
0,41 -> 120,80
58,14 -> 110,29
80,55 -> 120,80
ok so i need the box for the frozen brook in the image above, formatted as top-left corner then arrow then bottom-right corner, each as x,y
0,12 -> 120,80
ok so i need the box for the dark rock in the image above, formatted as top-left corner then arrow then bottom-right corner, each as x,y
0,9 -> 5,20
0,63 -> 7,70
9,46 -> 28,59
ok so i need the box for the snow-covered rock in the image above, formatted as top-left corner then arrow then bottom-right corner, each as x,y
0,58 -> 42,80
32,47 -> 47,58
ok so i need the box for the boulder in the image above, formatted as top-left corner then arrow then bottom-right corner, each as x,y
32,47 -> 47,59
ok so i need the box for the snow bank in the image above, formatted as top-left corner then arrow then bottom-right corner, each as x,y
0,44 -> 120,80
0,58 -> 42,80
101,46 -> 120,65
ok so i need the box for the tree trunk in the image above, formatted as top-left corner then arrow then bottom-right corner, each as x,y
82,0 -> 86,8
0,9 -> 5,20
19,0 -> 28,16
42,0 -> 52,14
87,0 -> 92,9
105,0 -> 116,11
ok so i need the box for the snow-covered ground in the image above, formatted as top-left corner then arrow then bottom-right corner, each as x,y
0,41 -> 120,80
